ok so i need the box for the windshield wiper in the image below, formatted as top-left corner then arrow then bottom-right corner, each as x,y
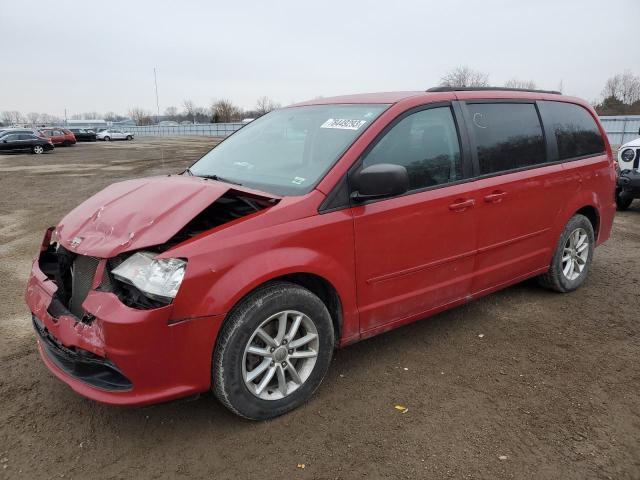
184,168 -> 243,186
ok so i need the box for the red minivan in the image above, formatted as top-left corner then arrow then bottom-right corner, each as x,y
26,88 -> 616,419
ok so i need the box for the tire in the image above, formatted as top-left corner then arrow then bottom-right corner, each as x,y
62,140 -> 70,147
104,136 -> 111,141
213,281 -> 334,420
538,214 -> 595,293
126,135 -> 132,141
31,145 -> 44,155
616,188 -> 633,211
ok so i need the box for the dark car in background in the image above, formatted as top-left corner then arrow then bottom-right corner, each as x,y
0,133 -> 54,154
39,128 -> 76,146
68,128 -> 97,142
0,128 -> 46,139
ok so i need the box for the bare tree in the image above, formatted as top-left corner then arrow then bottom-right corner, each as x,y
183,99 -> 197,123
39,113 -> 59,124
128,107 -> 153,126
164,106 -> 179,120
104,111 -> 124,122
440,66 -> 489,88
26,112 -> 40,124
255,96 -> 280,116
602,71 -> 640,105
1,110 -> 23,125
211,99 -> 242,123
504,78 -> 537,89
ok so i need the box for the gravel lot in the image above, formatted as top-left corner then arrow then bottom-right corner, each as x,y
0,137 -> 639,479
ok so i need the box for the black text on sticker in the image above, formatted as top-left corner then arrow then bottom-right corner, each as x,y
320,118 -> 367,130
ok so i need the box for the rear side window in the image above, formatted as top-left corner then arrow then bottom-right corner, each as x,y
542,102 -> 605,160
467,103 -> 546,175
362,106 -> 462,190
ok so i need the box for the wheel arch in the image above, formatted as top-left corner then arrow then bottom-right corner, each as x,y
574,204 -> 600,241
554,189 -> 603,246
219,272 -> 344,348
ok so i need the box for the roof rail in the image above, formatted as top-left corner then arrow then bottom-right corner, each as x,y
427,86 -> 562,95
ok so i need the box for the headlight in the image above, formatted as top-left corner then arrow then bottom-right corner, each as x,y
621,148 -> 635,163
112,251 -> 186,302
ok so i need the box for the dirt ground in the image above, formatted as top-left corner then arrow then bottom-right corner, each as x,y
0,137 -> 639,480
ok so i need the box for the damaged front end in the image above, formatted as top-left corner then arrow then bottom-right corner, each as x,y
26,177 -> 278,404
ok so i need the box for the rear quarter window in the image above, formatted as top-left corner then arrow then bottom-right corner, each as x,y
541,101 -> 605,160
466,103 -> 546,175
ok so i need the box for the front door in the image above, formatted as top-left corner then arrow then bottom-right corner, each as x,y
352,105 -> 478,334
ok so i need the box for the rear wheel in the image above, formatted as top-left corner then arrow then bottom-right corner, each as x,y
32,145 -> 44,154
616,188 -> 633,211
538,214 -> 595,293
213,282 -> 334,420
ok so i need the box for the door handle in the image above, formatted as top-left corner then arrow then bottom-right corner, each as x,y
448,198 -> 475,212
484,191 -> 507,203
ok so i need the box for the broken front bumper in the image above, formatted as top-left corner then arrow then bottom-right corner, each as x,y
25,237 -> 225,406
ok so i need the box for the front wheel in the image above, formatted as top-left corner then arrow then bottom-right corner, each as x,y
32,145 -> 44,154
213,282 -> 334,420
538,214 -> 595,293
126,135 -> 132,140
616,188 -> 633,211
104,136 -> 111,141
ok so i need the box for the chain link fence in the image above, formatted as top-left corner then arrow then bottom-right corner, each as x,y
600,115 -> 640,146
123,123 -> 245,137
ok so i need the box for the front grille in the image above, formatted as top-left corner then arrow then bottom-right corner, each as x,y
68,255 -> 100,318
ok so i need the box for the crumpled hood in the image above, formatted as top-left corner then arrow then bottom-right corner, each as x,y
55,175 -> 270,258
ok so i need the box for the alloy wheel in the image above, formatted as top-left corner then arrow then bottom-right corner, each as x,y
33,145 -> 44,154
562,227 -> 589,281
242,310 -> 319,400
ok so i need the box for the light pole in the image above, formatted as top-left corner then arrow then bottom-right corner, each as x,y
154,68 -> 160,124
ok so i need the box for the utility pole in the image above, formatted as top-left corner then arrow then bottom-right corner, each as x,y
64,108 -> 67,125
154,68 -> 160,124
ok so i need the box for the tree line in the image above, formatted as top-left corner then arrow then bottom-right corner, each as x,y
128,96 -> 280,126
2,70 -> 639,127
439,66 -> 640,115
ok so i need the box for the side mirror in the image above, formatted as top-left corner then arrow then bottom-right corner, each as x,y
350,163 -> 409,202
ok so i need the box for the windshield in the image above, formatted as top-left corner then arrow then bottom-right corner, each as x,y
189,104 -> 389,195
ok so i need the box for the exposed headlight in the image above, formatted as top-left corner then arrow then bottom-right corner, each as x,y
621,148 -> 635,163
112,251 -> 186,302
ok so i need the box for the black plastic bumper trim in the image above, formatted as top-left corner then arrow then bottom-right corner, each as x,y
32,315 -> 132,392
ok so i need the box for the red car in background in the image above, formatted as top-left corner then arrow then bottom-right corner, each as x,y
39,127 -> 76,146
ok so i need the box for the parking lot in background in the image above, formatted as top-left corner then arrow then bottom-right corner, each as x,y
0,138 -> 639,479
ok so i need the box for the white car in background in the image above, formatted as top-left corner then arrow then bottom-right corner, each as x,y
616,136 -> 640,210
97,129 -> 134,141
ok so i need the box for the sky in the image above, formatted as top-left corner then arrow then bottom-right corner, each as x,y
0,0 -> 638,118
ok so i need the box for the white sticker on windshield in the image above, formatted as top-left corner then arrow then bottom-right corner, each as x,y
292,177 -> 306,185
320,118 -> 367,130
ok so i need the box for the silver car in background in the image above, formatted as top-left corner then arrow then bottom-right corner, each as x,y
96,129 -> 134,141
